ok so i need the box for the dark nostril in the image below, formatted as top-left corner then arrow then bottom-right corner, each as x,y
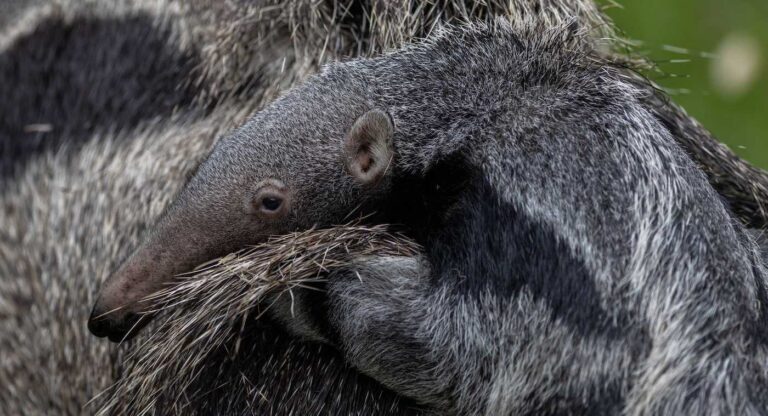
88,305 -> 149,342
88,305 -> 112,338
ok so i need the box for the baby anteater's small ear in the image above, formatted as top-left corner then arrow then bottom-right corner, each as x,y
343,109 -> 394,186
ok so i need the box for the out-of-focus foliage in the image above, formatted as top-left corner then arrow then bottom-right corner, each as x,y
607,0 -> 768,168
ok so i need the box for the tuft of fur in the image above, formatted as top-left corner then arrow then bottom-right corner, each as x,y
2,1 -> 768,415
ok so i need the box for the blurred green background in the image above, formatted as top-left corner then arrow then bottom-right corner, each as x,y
606,0 -> 768,168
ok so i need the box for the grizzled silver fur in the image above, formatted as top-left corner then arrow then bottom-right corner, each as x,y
201,21 -> 768,415
2,0 -> 768,415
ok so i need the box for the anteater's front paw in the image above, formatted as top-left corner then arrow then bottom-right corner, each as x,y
268,254 -> 428,346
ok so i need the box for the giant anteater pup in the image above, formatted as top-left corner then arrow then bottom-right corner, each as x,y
89,20 -> 768,415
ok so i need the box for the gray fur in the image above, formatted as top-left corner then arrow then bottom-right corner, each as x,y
178,21 -> 768,415
3,1 -> 768,415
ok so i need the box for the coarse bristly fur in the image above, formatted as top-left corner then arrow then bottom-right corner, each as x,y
123,19 -> 768,415
2,1 -> 768,415
97,225 -> 421,415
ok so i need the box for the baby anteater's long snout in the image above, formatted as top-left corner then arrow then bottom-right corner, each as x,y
88,244 -> 182,342
87,213 -> 232,342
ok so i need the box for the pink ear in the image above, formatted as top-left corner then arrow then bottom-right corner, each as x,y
343,109 -> 394,185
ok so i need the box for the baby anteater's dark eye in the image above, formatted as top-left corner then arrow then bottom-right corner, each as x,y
261,196 -> 282,212
248,179 -> 292,219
